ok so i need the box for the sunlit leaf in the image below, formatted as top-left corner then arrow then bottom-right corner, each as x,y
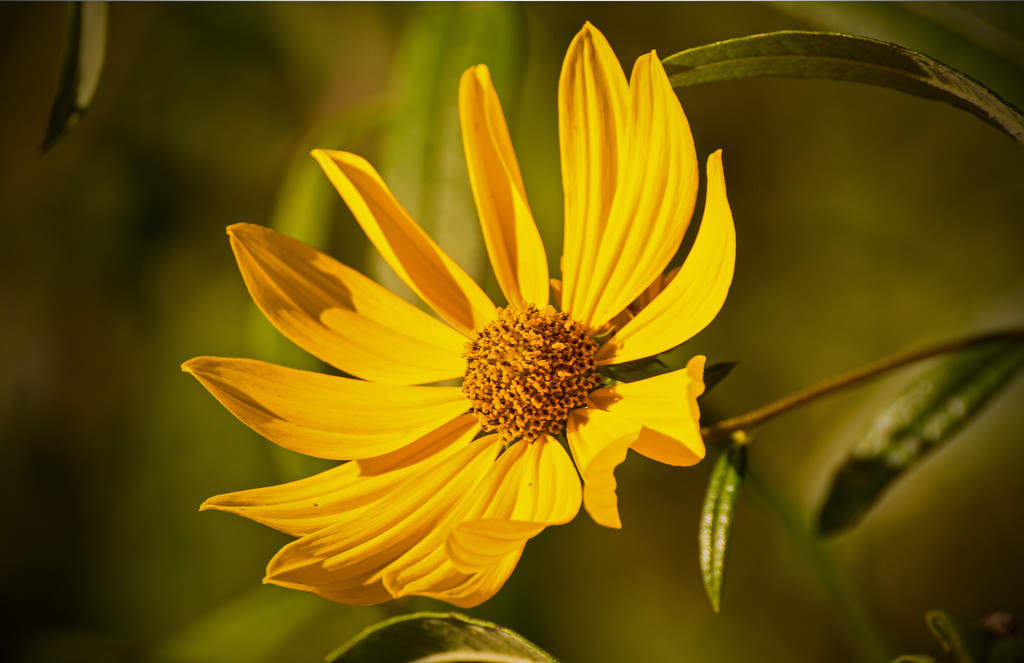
325,612 -> 559,663
924,610 -> 994,663
42,1 -> 107,152
890,656 -> 938,663
662,31 -> 1024,146
817,338 -> 1024,535
699,442 -> 747,613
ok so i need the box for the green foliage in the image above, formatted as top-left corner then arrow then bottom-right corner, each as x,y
662,31 -> 1024,146
42,1 -> 106,151
147,588 -> 329,663
702,361 -> 739,395
925,610 -> 994,663
817,338 -> 1024,534
699,440 -> 747,613
891,609 -> 1024,663
326,612 -> 559,663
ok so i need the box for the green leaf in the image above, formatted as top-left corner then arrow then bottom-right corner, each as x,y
43,1 -> 107,152
817,337 -> 1024,535
147,587 -> 330,663
890,656 -> 938,663
703,361 -> 739,395
325,612 -> 560,663
925,610 -> 994,663
699,442 -> 747,612
662,31 -> 1024,147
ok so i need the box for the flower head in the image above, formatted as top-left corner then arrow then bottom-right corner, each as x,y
185,22 -> 735,608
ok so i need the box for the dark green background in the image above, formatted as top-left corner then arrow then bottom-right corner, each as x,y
2,3 -> 1023,662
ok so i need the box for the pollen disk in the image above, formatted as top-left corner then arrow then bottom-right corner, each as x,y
462,304 -> 602,444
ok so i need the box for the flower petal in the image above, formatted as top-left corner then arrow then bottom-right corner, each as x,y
588,356 -> 707,466
313,149 -> 495,336
200,414 -> 480,537
183,356 -> 469,459
447,436 -> 582,572
597,151 -> 735,365
567,407 -> 639,529
390,547 -> 524,608
558,22 -> 629,323
264,434 -> 504,606
460,65 -> 549,307
570,51 -> 699,331
228,223 -> 466,385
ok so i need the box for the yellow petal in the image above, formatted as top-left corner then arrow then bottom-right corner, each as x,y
558,22 -> 629,323
460,65 -> 549,307
588,356 -> 707,466
570,51 -> 699,330
264,434 -> 504,605
567,407 -> 639,529
597,151 -> 735,365
447,436 -> 582,572
394,548 -> 524,608
200,415 -> 480,537
228,223 -> 466,385
313,149 -> 495,336
183,356 -> 469,459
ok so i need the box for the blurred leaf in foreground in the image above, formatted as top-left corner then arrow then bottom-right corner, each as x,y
699,439 -> 747,612
817,337 -> 1024,535
662,31 -> 1024,146
326,612 -> 559,663
43,1 -> 107,152
147,588 -> 328,663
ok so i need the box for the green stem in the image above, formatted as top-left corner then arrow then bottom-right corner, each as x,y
701,327 -> 1024,441
746,468 -> 893,663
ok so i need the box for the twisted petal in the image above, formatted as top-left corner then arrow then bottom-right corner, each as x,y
588,356 -> 707,466
558,22 -> 628,323
567,407 -> 639,529
446,436 -> 582,573
560,25 -> 698,331
264,434 -> 505,606
313,149 -> 495,336
460,65 -> 549,307
228,223 -> 466,385
200,415 -> 480,537
597,152 -> 735,365
183,357 -> 469,460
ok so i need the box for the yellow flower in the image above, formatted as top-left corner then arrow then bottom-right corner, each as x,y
185,22 -> 735,608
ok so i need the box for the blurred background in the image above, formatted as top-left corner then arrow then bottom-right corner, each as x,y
2,2 -> 1023,662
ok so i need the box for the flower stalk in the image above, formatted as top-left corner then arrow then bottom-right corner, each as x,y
701,327 -> 1024,442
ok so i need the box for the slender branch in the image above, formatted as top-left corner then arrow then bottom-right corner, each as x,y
701,327 -> 1024,441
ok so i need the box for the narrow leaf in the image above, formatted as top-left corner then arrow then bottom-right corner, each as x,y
43,1 -> 107,152
702,361 -> 739,395
326,612 -> 559,663
817,337 -> 1024,535
924,610 -> 994,663
890,656 -> 938,663
699,443 -> 747,612
662,31 -> 1024,146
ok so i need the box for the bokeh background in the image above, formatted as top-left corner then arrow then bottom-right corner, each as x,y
3,2 -> 1024,662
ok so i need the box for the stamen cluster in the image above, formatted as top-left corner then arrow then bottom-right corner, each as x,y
462,304 -> 602,444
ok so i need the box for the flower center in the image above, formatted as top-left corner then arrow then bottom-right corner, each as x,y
462,304 -> 602,444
